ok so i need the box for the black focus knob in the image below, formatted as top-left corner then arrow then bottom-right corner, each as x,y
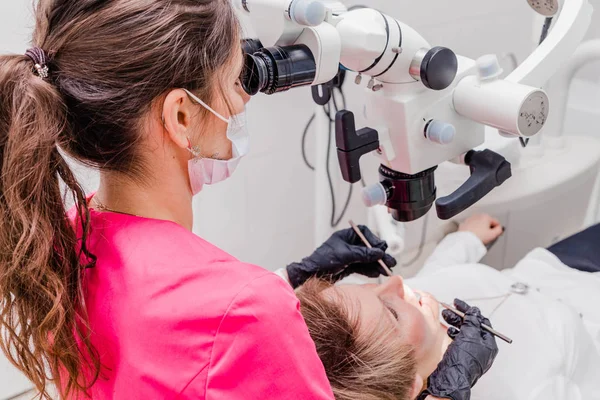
420,46 -> 458,91
379,166 -> 437,222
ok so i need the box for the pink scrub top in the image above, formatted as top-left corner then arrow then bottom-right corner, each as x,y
67,206 -> 334,399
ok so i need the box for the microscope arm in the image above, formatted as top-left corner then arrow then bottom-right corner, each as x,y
506,0 -> 592,88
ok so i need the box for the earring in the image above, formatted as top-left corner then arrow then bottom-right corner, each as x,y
187,137 -> 202,157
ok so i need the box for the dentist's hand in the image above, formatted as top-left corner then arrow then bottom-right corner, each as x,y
459,214 -> 503,245
419,299 -> 499,400
286,226 -> 397,288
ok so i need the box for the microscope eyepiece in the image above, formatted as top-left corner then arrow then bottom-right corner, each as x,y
241,38 -> 264,56
241,44 -> 317,95
242,52 -> 271,96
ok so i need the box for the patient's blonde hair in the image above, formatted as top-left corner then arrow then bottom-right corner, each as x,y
297,279 -> 417,400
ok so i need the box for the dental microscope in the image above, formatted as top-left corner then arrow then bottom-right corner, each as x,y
237,0 -> 592,222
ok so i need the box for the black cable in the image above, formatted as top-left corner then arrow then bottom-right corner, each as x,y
299,78 -> 353,227
325,84 -> 354,227
337,87 -> 347,110
326,93 -> 354,228
333,87 -> 354,227
323,102 -> 334,121
331,87 -> 340,113
519,137 -> 529,147
301,86 -> 343,170
325,103 -> 338,227
539,17 -> 553,45
301,113 -> 316,170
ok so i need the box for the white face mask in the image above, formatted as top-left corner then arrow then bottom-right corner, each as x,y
183,89 -> 249,195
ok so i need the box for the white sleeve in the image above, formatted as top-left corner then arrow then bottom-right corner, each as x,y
273,267 -> 292,286
418,231 -> 487,277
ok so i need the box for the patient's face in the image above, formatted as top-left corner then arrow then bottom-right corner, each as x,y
326,276 -> 447,377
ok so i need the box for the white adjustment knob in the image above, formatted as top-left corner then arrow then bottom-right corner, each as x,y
290,0 -> 327,27
425,120 -> 456,145
476,54 -> 503,81
362,183 -> 388,207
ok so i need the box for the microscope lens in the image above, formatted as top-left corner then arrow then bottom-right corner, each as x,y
241,45 -> 316,95
242,53 -> 269,95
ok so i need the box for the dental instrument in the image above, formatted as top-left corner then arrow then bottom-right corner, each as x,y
349,220 -> 394,276
441,302 -> 514,344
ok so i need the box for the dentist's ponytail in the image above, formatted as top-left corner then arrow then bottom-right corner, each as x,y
0,53 -> 97,398
0,0 -> 240,398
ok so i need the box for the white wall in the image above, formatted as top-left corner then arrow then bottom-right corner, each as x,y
577,0 -> 600,81
564,1 -> 600,224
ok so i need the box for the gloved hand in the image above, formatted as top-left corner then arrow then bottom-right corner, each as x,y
418,299 -> 499,400
286,226 -> 397,288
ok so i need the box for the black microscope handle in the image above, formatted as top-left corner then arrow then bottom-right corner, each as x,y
436,149 -> 512,220
335,110 -> 379,183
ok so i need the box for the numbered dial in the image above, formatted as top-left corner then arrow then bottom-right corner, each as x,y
518,91 -> 549,137
526,0 -> 559,16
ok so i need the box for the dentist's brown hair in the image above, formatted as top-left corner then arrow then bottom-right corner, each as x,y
0,0 -> 240,397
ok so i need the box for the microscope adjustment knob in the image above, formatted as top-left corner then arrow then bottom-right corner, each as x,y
415,47 -> 458,91
425,120 -> 456,145
526,0 -> 559,16
361,183 -> 388,207
476,54 -> 504,81
289,0 -> 327,27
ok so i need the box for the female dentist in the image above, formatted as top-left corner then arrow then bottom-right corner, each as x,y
0,0 -> 497,399
0,1 -> 396,399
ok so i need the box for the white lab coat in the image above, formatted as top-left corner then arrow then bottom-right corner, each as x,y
407,232 -> 600,400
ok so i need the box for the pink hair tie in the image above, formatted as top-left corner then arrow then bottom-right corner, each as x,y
25,47 -> 50,79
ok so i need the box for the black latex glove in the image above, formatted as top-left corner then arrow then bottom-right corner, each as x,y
286,226 -> 397,288
418,299 -> 499,400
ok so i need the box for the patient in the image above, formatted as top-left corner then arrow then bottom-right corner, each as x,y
297,215 -> 600,400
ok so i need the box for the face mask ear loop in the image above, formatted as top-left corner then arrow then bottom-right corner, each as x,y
183,89 -> 229,123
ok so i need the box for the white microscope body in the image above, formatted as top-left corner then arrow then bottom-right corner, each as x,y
238,0 -> 592,222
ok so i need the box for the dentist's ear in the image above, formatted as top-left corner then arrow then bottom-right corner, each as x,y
410,373 -> 426,400
162,89 -> 195,150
